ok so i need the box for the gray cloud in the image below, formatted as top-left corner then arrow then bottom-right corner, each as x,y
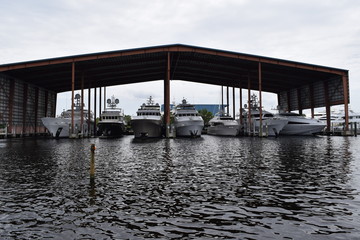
1,0 -> 359,114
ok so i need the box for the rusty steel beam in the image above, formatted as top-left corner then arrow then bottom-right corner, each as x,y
258,62 -> 263,136
342,74 -> 349,130
71,62 -> 75,135
81,74 -> 84,132
247,75 -> 251,134
239,85 -> 243,125
164,52 -> 171,137
324,81 -> 331,133
232,87 -> 235,119
94,87 -> 97,136
44,90 -> 48,117
22,83 -> 28,134
34,87 -> 39,133
88,87 -> 91,136
310,84 -> 315,118
0,45 -> 347,77
226,86 -> 229,115
297,88 -> 302,115
8,80 -> 15,134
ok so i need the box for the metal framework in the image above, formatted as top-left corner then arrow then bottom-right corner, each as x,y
0,44 -> 350,135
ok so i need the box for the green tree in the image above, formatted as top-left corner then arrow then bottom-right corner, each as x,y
198,109 -> 214,126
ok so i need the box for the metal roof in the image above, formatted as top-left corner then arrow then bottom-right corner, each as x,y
0,43 -> 348,100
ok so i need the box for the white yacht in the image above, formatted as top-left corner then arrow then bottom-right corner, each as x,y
277,112 -> 326,135
173,99 -> 204,137
131,96 -> 163,138
97,96 -> 126,138
243,94 -> 288,137
41,94 -> 94,138
207,113 -> 240,136
317,109 -> 360,131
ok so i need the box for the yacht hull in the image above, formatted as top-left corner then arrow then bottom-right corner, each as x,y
97,122 -> 125,138
207,125 -> 239,136
280,124 -> 326,135
131,119 -> 163,138
254,119 -> 288,136
41,117 -> 92,138
175,120 -> 204,137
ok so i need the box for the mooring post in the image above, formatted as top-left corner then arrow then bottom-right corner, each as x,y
90,144 -> 96,182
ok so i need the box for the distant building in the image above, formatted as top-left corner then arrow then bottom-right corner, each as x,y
161,104 -> 228,115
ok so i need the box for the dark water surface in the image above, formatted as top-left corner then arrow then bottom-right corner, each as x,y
0,136 -> 359,239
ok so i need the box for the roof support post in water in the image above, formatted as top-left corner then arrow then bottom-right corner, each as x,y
8,79 -> 14,134
310,84 -> 315,118
88,86 -> 91,137
22,83 -> 28,135
35,87 -> 39,134
342,74 -> 349,131
297,88 -> 302,115
81,73 -> 84,134
221,86 -> 224,112
232,87 -> 235,119
99,87 -> 102,118
324,81 -> 331,134
71,61 -> 75,136
258,62 -> 263,137
239,84 -> 243,125
164,52 -> 171,137
94,86 -> 97,137
104,87 -> 106,111
247,74 -> 251,135
287,91 -> 291,112
226,86 -> 229,115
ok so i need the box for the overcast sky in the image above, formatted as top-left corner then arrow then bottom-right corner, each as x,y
1,0 -> 359,116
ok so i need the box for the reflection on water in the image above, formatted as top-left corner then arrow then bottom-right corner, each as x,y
1,136 -> 360,239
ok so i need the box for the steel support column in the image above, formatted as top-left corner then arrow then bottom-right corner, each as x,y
164,52 -> 171,137
239,85 -> 243,125
22,83 -> 28,134
297,88 -> 302,115
221,86 -> 224,112
324,81 -> 331,133
99,86 -> 102,116
81,74 -> 84,133
342,74 -> 349,130
258,62 -> 263,136
247,75 -> 251,134
94,87 -> 97,136
226,86 -> 229,115
287,91 -> 291,112
310,84 -> 315,118
44,90 -> 48,117
104,87 -> 106,110
8,80 -> 14,134
88,87 -> 91,136
71,62 -> 75,135
232,87 -> 235,119
34,87 -> 39,133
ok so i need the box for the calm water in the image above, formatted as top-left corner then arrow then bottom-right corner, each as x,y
0,135 -> 360,239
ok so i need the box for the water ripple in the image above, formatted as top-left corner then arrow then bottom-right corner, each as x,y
0,136 -> 360,239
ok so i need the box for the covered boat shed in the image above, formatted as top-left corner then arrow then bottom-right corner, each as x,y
0,44 -> 349,136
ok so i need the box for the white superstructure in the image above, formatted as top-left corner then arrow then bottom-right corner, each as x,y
131,96 -> 163,138
97,96 -> 125,138
173,99 -> 204,137
207,113 -> 240,136
41,94 -> 94,138
316,108 -> 360,131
